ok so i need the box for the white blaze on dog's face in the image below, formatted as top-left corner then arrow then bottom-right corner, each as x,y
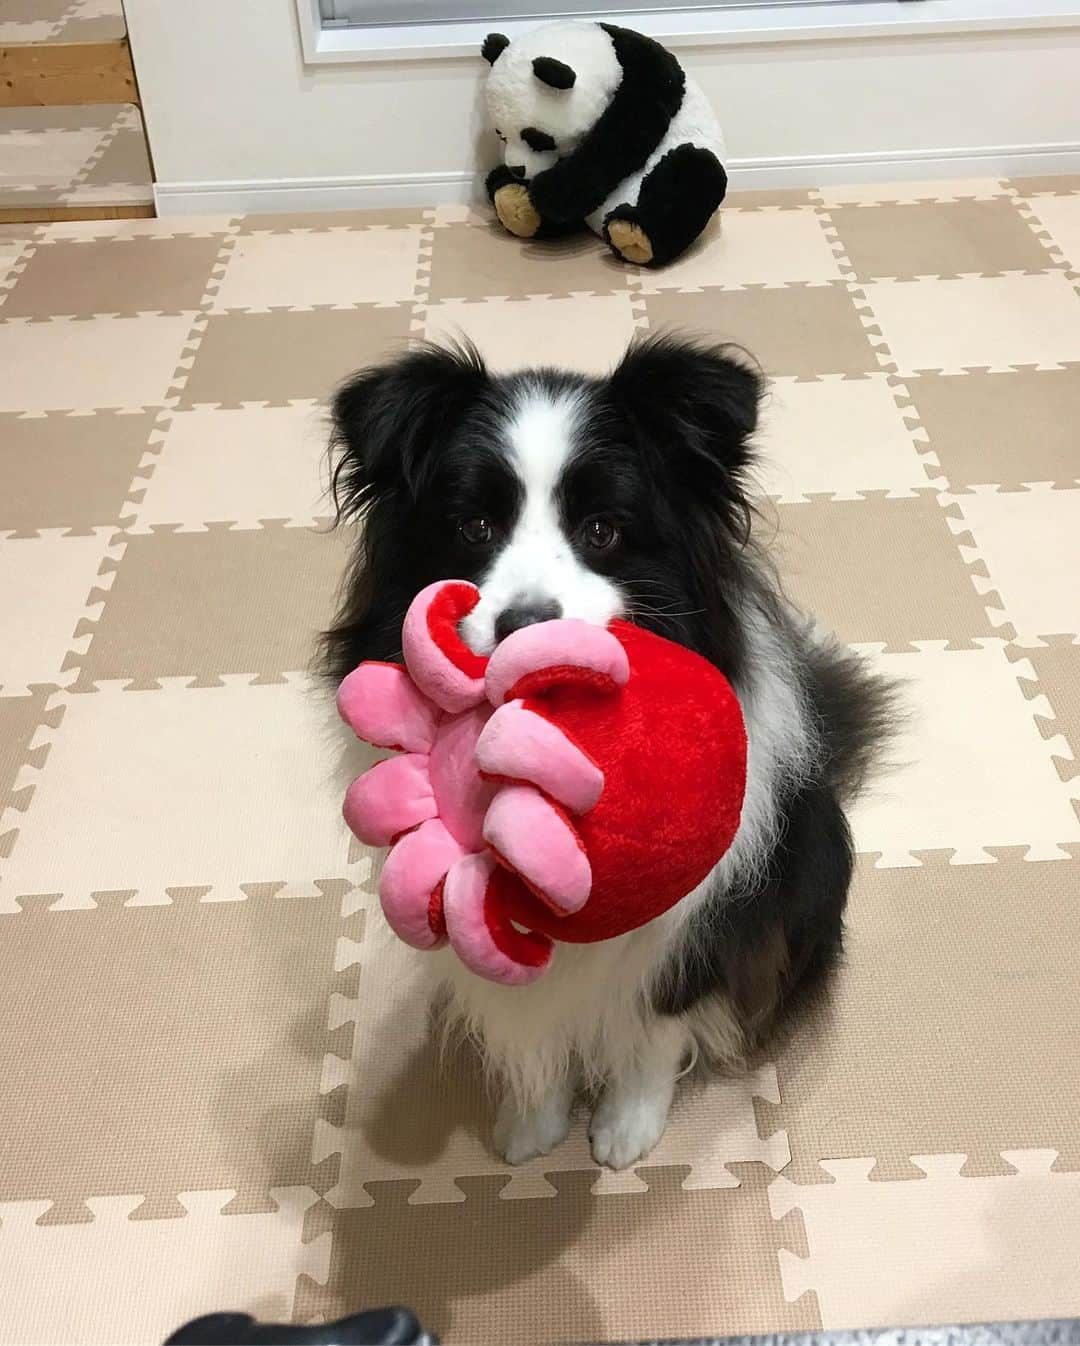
484,21 -> 621,181
458,387 -> 623,655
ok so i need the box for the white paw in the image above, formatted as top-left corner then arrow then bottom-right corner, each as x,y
493,1091 -> 572,1166
589,1089 -> 670,1170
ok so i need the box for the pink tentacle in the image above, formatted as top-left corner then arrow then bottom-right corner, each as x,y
342,754 -> 435,848
402,581 -> 488,714
336,661 -> 439,753
483,784 -> 592,916
442,852 -> 552,985
485,618 -> 630,707
475,701 -> 603,815
379,818 -> 464,950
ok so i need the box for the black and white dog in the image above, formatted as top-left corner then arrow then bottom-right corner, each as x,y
322,335 -> 894,1169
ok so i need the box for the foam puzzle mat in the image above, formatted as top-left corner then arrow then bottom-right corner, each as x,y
1,179 -> 1079,1345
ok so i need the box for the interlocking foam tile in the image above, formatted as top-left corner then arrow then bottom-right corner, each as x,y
0,1188 -> 327,1346
643,282 -> 880,379
0,411 -> 157,534
210,229 -> 426,312
315,920 -> 788,1208
0,887 -> 358,1218
847,642 -> 1080,864
824,199 -> 1055,280
2,237 -> 224,320
943,485 -> 1080,644
0,687 -> 58,856
297,1166 -> 818,1343
904,368 -> 1080,490
1009,175 -> 1080,198
45,216 -> 233,243
1014,191 -> 1080,268
0,678 -> 365,907
237,208 -> 427,234
178,306 -> 413,408
755,374 -> 939,501
70,523 -> 352,688
0,124 -> 105,194
0,528 -> 121,696
426,222 -> 631,302
0,315 -> 195,413
633,208 -> 844,293
769,1153 -> 1080,1329
61,111 -> 152,207
422,293 -> 644,375
760,854 -> 1080,1183
774,492 -> 1002,651
815,180 -> 1011,208
53,0 -> 126,43
127,405 -> 330,532
1018,638 -> 1080,781
862,273 -> 1080,373
724,188 -> 817,210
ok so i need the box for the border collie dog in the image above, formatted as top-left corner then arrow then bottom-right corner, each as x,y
322,335 -> 894,1170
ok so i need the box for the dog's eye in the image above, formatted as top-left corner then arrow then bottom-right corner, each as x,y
459,517 -> 494,547
582,518 -> 619,551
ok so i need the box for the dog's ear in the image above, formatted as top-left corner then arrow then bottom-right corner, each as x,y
482,32 -> 510,64
329,342 -> 488,519
609,335 -> 762,481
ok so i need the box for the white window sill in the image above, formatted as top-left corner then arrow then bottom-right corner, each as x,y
297,0 -> 1080,64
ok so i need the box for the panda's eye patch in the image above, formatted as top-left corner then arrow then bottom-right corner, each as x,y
521,127 -> 557,153
494,128 -> 506,142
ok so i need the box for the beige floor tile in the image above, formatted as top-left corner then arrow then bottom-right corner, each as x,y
427,222 -> 629,302
0,529 -> 118,697
129,405 -> 330,532
53,0 -> 125,43
68,122 -> 152,194
947,485 -> 1080,642
0,126 -> 103,193
1022,640 -> 1080,778
756,374 -> 935,501
0,1190 -> 325,1346
1009,175 -> 1080,197
424,294 -> 642,375
0,410 -> 156,533
848,641 -> 1080,864
771,1154 -> 1080,1329
636,208 -> 843,293
1,678 -> 359,906
816,179 -> 1010,208
0,18 -> 64,41
238,208 -> 426,233
1022,191 -> 1080,267
725,188 -> 816,210
865,273 -> 1080,373
0,315 -> 193,412
44,216 -> 231,243
0,687 -> 53,819
212,229 -> 424,312
0,105 -> 118,133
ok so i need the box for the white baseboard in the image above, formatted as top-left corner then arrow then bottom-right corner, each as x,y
154,143 -> 1080,216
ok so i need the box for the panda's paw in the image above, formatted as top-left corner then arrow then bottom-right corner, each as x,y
607,218 -> 654,266
494,183 -> 541,239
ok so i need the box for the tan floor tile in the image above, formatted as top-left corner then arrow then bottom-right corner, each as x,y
0,18 -> 64,41
865,273 -> 1080,373
0,882 -> 358,1212
848,642 -> 1080,864
427,222 -> 629,302
1022,192 -> 1080,267
71,522 -> 352,688
756,374 -> 935,502
72,122 -> 152,193
775,492 -> 1001,651
54,0 -> 125,44
3,236 -> 223,318
179,306 -> 413,408
424,293 -> 642,376
429,202 -> 490,227
1023,640 -> 1080,779
129,405 -> 329,532
947,485 -> 1080,642
237,207 -> 426,234
0,1189 -> 326,1346
0,410 -> 156,533
637,208 -> 843,293
1,678 -> 362,907
771,1154 -> 1080,1328
1009,175 -> 1080,197
211,229 -> 424,312
0,0 -> 74,24
0,126 -> 103,192
643,282 -> 879,379
0,105 -> 119,133
43,215 -> 231,243
816,180 -> 1010,208
905,368 -> 1080,490
0,687 -> 53,825
0,315 -> 194,412
299,1167 -> 817,1344
828,199 -> 1053,279
0,529 -> 118,697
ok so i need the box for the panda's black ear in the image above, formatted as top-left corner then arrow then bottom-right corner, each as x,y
481,32 -> 510,64
532,56 -> 576,90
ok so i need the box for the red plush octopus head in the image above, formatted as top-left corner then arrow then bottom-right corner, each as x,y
337,580 -> 746,986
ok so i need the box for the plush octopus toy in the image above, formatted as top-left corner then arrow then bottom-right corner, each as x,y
338,580 -> 747,986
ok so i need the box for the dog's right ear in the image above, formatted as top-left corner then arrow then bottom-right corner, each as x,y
482,32 -> 510,64
329,341 -> 488,520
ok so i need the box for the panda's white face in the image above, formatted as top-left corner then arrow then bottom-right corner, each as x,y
485,21 -> 621,180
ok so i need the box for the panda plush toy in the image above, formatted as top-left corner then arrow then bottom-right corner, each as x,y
482,21 -> 727,268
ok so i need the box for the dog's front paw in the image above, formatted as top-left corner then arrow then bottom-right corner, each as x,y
494,1087 -> 573,1165
494,183 -> 541,239
589,1087 -> 669,1170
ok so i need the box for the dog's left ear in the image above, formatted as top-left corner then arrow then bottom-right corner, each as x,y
609,335 -> 762,479
482,32 -> 510,64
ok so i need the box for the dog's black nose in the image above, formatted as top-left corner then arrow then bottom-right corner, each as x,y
508,164 -> 526,179
495,599 -> 562,644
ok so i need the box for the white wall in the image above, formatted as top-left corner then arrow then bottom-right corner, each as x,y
124,0 -> 1080,213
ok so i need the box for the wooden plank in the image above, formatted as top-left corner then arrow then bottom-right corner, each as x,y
0,39 -> 138,108
0,202 -> 154,224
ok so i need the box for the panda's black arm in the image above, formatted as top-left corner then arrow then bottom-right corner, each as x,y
528,24 -> 684,225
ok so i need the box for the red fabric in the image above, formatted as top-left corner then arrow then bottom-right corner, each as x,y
426,582 -> 488,680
